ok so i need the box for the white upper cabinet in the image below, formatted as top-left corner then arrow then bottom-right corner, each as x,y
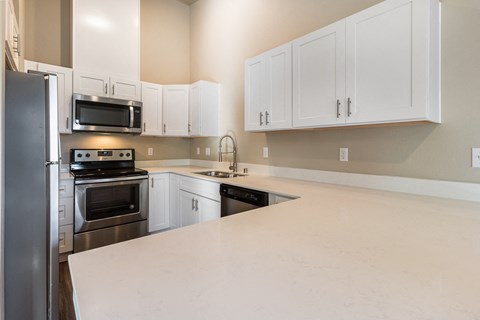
4,0 -> 21,71
141,82 -> 163,136
246,0 -> 440,131
163,85 -> 189,136
38,63 -> 74,134
292,20 -> 346,128
245,43 -> 292,131
26,60 -> 74,135
345,0 -> 440,124
73,71 -> 141,101
72,0 -> 140,80
189,81 -> 219,137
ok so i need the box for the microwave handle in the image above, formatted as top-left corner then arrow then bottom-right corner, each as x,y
129,106 -> 134,128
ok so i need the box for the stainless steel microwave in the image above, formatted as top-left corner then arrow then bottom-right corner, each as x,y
72,94 -> 142,134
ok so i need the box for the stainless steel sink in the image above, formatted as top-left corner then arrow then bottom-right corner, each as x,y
194,171 -> 246,178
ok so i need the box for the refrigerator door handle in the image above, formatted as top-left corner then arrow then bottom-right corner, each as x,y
45,161 -> 59,166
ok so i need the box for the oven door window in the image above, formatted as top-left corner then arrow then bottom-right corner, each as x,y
76,100 -> 130,127
85,184 -> 140,221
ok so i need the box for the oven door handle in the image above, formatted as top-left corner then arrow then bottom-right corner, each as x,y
75,175 -> 148,185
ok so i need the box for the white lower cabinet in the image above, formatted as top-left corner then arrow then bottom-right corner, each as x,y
148,173 -> 221,230
179,190 -> 220,228
59,177 -> 74,254
168,174 -> 221,228
148,173 -> 170,233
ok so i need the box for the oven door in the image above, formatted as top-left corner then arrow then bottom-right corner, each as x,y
74,176 -> 148,233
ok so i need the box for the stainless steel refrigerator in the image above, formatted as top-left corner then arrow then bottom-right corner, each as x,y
4,70 -> 59,320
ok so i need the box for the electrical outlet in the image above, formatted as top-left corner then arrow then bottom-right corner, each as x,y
147,147 -> 153,156
205,147 -> 211,156
339,148 -> 348,162
472,148 -> 480,167
263,147 -> 269,159
196,147 -> 200,155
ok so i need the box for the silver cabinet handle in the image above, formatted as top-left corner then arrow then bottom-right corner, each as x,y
336,100 -> 341,118
347,98 -> 352,117
112,84 -> 115,96
259,112 -> 264,126
163,124 -> 166,134
191,198 -> 195,210
151,178 -> 154,188
104,83 -> 108,95
188,123 -> 191,134
66,117 -> 69,129
265,111 -> 270,125
13,35 -> 20,55
144,122 -> 146,132
195,199 -> 199,211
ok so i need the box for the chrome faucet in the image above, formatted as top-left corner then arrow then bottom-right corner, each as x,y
218,134 -> 237,172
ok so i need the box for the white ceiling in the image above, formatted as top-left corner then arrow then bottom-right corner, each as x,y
176,0 -> 198,5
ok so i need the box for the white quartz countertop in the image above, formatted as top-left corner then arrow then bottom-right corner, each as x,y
69,166 -> 480,320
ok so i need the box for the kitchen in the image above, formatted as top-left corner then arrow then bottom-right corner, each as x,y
1,0 -> 480,319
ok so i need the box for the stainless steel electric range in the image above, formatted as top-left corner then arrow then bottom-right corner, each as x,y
70,149 -> 149,252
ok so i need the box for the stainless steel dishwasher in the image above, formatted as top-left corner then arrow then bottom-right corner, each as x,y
220,184 -> 269,217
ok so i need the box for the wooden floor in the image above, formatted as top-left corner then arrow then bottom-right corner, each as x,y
59,262 -> 76,320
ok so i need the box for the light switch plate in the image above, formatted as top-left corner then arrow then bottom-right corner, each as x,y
263,147 -> 269,159
340,148 -> 348,162
205,147 -> 211,156
147,147 -> 153,156
196,147 -> 200,155
472,148 -> 480,167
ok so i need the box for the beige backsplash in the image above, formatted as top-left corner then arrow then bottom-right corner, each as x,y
60,134 -> 191,164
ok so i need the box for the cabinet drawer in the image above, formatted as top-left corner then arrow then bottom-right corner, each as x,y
59,225 -> 73,253
59,197 -> 74,226
179,176 -> 220,201
59,179 -> 74,198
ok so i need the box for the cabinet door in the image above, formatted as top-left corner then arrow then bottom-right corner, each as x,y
141,82 -> 163,136
38,63 -> 73,134
73,71 -> 109,97
59,225 -> 73,253
197,197 -> 220,224
345,0 -> 436,124
149,174 -> 170,233
169,174 -> 181,229
179,190 -> 198,227
58,197 -> 74,227
264,43 -> 292,131
293,20 -> 346,128
163,85 -> 189,136
189,83 -> 201,136
244,55 -> 265,131
189,81 -> 219,137
110,77 -> 141,101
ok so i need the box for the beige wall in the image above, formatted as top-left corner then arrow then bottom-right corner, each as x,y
60,134 -> 190,164
141,0 -> 190,84
189,0 -> 480,184
24,0 -> 70,67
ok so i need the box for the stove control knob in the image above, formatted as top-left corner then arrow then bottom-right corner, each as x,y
77,153 -> 82,158
126,153 -> 131,157
119,153 -> 124,157
85,153 -> 91,158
